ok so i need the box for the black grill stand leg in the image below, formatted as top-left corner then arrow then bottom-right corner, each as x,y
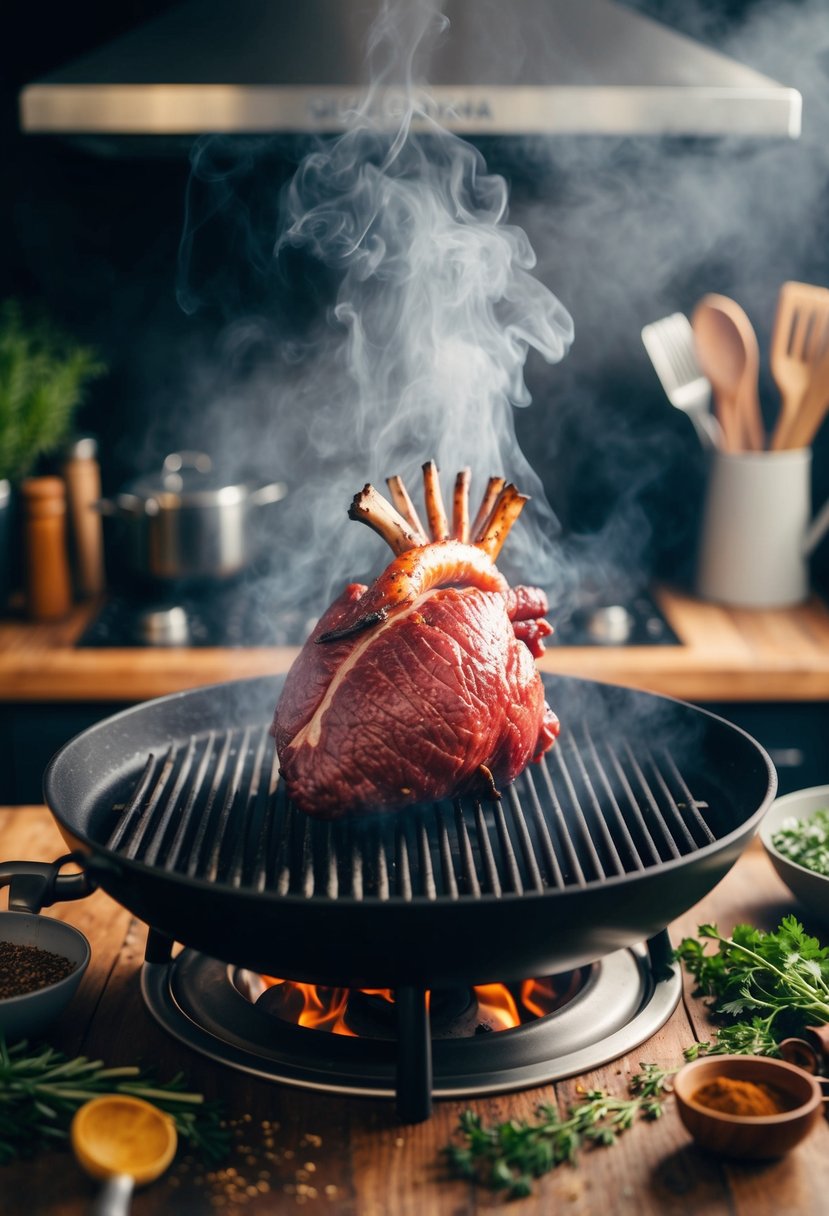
646,928 -> 675,982
395,985 -> 432,1123
145,927 -> 175,965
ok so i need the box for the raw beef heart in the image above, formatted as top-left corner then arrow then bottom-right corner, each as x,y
272,466 -> 558,817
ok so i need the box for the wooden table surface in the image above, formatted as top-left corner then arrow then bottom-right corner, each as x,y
2,806 -> 829,1215
3,586 -> 829,703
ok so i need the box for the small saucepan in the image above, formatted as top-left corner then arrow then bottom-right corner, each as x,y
97,451 -> 287,583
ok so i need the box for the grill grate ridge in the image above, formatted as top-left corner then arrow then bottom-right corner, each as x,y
101,718 -> 720,900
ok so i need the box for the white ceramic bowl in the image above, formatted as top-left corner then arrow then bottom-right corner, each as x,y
760,784 -> 829,926
0,911 -> 90,1042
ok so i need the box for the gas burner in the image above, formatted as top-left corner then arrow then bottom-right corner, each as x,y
141,937 -> 681,1111
238,972 -> 585,1039
553,592 -> 679,647
77,588 -> 316,648
77,585 -> 679,648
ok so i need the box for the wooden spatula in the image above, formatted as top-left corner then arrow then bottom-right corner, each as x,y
779,339 -> 829,450
770,281 -> 829,449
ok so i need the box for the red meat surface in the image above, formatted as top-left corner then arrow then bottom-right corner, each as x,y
272,540 -> 558,818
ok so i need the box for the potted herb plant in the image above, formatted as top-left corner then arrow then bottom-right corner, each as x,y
0,300 -> 105,609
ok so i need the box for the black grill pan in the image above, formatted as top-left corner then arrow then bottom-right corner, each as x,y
42,674 -> 776,988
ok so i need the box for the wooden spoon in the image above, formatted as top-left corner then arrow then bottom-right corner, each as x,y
691,294 -> 765,451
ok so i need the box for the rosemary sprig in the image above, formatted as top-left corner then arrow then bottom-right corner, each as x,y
444,1063 -> 671,1199
0,1038 -> 229,1165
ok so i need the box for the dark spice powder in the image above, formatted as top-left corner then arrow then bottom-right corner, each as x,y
0,941 -> 77,999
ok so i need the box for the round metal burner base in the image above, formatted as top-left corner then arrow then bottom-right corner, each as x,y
141,944 -> 681,1099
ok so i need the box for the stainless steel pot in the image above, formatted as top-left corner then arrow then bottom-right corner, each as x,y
97,451 -> 286,582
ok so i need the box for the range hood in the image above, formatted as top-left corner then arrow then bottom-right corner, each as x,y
19,0 -> 801,143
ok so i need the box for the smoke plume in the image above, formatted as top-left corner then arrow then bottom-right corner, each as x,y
177,0 -> 574,615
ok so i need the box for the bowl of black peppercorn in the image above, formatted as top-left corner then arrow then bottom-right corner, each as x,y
0,912 -> 90,1042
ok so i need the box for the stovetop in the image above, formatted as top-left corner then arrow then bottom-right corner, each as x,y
76,583 -> 680,649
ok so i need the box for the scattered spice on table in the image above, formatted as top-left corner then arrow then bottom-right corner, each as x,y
0,942 -> 76,999
172,1118 -> 341,1207
691,1076 -> 789,1117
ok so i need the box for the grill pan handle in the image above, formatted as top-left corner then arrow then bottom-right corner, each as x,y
0,853 -> 94,913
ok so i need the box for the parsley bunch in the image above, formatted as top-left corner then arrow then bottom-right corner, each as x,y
676,914 -> 829,1056
444,1064 -> 671,1199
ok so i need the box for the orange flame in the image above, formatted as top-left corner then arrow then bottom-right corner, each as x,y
260,976 -> 559,1035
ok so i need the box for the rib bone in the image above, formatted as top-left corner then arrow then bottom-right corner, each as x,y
422,460 -> 450,542
471,476 -> 506,542
348,485 -> 421,555
452,468 -> 471,543
386,474 -> 428,544
475,484 -> 529,560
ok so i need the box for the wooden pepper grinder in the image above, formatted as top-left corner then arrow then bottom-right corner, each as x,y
20,476 -> 73,621
63,436 -> 106,596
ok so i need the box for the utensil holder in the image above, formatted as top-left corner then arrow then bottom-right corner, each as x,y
695,448 -> 829,608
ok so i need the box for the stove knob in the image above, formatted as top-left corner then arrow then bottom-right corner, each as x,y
586,604 -> 634,645
136,605 -> 190,646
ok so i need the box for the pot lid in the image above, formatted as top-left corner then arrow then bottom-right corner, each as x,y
123,452 -> 269,508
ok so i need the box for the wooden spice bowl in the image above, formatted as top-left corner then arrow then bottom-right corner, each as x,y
0,911 -> 90,1043
674,1055 -> 824,1160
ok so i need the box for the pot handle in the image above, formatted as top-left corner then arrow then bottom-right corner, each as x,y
249,481 -> 287,507
0,854 -> 94,913
93,493 -> 159,518
805,495 -> 829,557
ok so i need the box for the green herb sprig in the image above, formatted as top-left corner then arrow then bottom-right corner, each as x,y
675,914 -> 829,1057
0,300 -> 106,484
444,1063 -> 671,1199
0,1039 -> 229,1165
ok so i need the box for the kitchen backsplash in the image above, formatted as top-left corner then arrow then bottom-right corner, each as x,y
3,1 -> 829,598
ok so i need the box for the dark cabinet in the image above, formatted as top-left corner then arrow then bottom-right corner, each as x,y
700,701 -> 829,797
2,698 -> 827,806
0,702 -> 134,805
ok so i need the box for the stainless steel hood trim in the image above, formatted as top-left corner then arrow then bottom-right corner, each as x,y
21,83 -> 802,139
18,0 -> 802,141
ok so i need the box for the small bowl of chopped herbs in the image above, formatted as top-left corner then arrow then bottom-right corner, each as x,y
0,911 -> 90,1042
760,785 -> 829,925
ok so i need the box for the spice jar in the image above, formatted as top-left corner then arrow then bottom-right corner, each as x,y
62,436 -> 105,596
20,476 -> 73,621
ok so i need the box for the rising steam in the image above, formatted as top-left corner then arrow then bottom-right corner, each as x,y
177,0 -> 573,613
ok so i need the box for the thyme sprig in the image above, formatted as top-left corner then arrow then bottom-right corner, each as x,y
0,1038 -> 229,1165
444,1063 -> 671,1199
675,914 -> 829,1057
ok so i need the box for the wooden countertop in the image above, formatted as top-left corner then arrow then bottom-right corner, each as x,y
2,586 -> 829,704
2,805 -> 829,1215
